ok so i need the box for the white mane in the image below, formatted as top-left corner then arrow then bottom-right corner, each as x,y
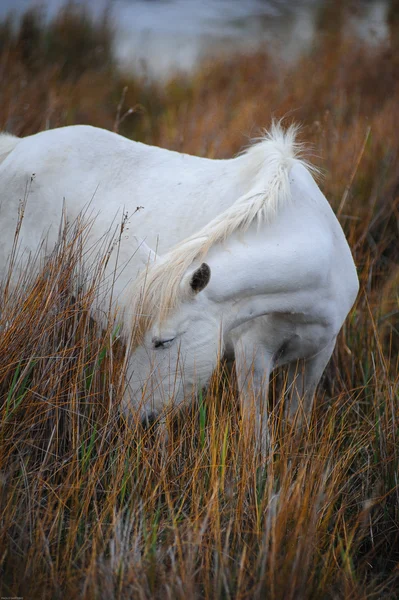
0,132 -> 19,163
130,122 -> 314,335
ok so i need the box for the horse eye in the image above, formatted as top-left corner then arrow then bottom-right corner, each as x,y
152,337 -> 175,349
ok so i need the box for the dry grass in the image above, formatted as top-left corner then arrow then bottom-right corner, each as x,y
0,3 -> 398,599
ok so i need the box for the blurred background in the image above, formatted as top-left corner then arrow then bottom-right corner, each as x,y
0,0 -> 391,79
0,0 -> 398,147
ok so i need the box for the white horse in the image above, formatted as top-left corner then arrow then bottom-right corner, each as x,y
0,123 -> 358,451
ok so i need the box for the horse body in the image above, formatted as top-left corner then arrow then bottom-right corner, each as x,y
0,124 -> 359,452
0,125 -> 243,273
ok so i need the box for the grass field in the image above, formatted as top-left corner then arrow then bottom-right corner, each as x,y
0,4 -> 398,598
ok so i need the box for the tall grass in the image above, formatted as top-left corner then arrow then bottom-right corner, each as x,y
0,3 -> 398,598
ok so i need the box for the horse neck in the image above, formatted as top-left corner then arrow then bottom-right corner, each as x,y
143,156 -> 248,255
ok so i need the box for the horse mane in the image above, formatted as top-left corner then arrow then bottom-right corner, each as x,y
0,132 -> 19,164
130,121 -> 315,337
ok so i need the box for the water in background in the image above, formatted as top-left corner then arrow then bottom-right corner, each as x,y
0,0 -> 390,78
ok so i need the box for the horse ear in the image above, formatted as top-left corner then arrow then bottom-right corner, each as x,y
189,263 -> 211,293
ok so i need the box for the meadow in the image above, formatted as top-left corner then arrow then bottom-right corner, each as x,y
0,3 -> 398,598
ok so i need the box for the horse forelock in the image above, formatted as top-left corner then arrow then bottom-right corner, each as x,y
130,121 -> 314,339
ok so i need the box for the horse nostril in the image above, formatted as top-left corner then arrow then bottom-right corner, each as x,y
141,411 -> 158,428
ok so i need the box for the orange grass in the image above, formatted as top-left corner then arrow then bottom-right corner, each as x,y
0,3 -> 398,599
